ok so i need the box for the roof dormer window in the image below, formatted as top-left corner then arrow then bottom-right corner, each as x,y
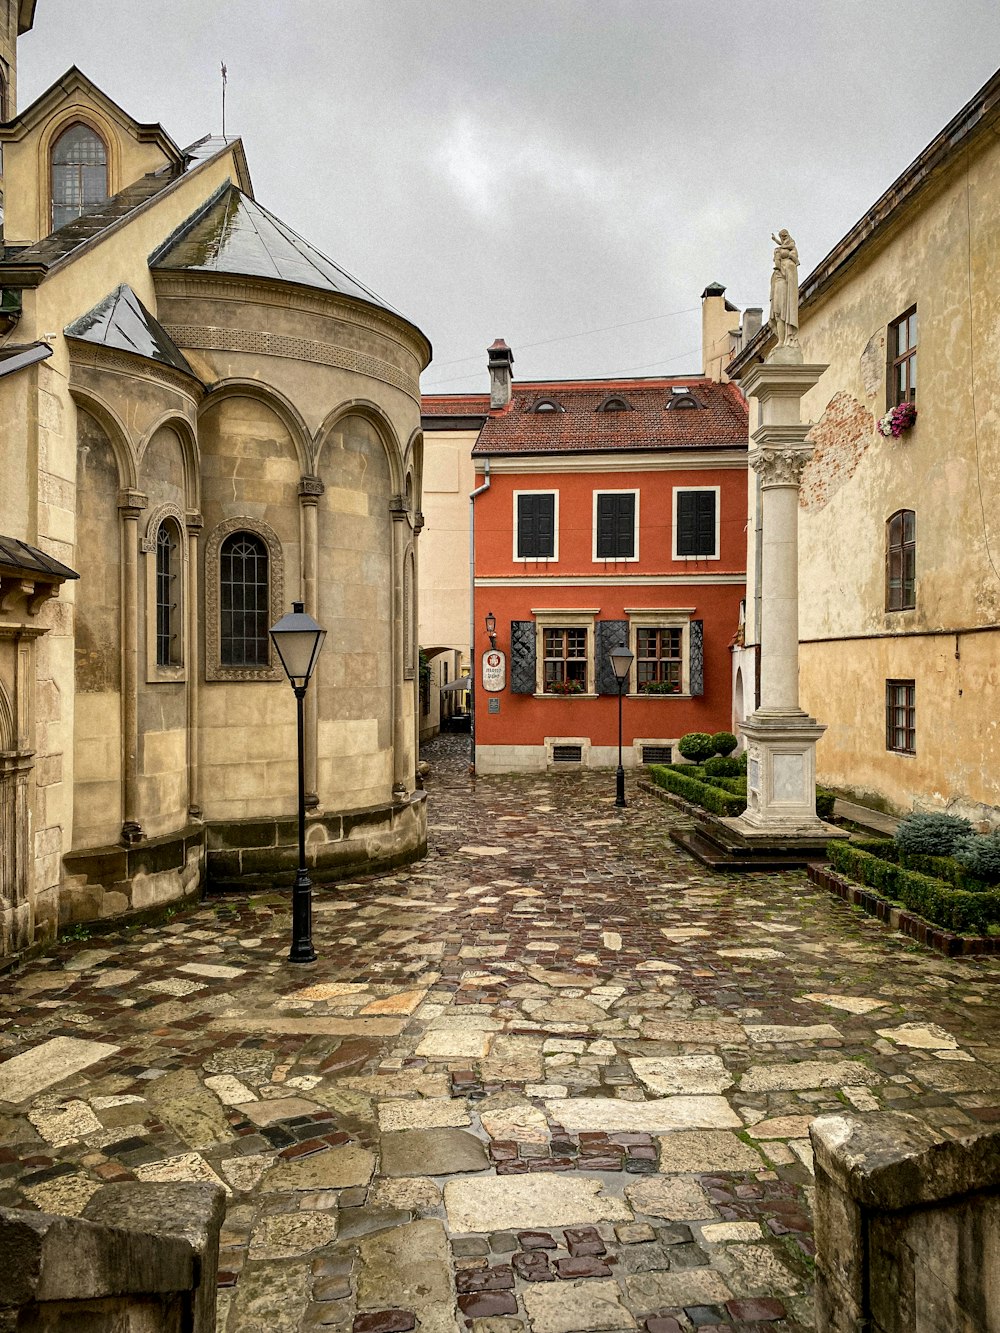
51,122 -> 108,232
531,399 -> 564,413
597,395 -> 631,412
666,387 -> 701,410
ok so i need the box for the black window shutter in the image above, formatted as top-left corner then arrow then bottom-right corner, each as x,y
596,495 -> 634,559
510,620 -> 537,693
677,492 -> 697,555
677,491 -> 715,556
696,491 -> 716,555
536,494 -> 554,556
518,494 -> 555,558
617,495 -> 635,557
595,619 -> 629,695
689,619 -> 704,695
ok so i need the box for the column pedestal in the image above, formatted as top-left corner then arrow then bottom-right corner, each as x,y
730,709 -> 829,838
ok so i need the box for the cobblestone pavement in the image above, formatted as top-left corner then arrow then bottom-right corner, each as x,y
2,734 -> 1000,1333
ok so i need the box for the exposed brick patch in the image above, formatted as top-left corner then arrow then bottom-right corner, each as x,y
800,391 -> 875,513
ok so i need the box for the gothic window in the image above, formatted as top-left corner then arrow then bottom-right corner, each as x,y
155,521 -> 181,667
220,533 -> 270,667
51,123 -> 108,231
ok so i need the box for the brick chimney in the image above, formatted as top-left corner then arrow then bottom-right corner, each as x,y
487,339 -> 514,409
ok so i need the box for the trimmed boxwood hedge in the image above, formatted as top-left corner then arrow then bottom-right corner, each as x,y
827,839 -> 1000,935
851,838 -> 992,894
647,764 -> 746,817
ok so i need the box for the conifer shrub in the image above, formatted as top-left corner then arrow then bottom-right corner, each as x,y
677,732 -> 716,764
953,832 -> 1000,884
894,811 -> 973,857
711,731 -> 738,756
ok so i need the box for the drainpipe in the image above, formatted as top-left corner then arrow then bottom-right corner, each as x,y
469,457 -> 490,776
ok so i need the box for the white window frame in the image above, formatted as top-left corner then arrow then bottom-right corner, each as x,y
672,485 -> 721,561
514,489 -> 559,563
531,607 -> 598,697
592,488 -> 640,563
625,607 -> 696,698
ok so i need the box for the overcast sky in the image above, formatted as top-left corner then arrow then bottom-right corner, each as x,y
19,1 -> 1000,389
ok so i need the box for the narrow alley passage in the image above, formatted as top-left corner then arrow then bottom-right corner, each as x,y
2,734 -> 998,1332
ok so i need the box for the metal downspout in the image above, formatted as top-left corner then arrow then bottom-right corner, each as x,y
469,458 -> 491,776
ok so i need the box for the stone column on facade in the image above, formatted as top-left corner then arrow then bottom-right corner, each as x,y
118,489 -> 147,845
389,497 -> 409,800
299,476 -> 323,808
185,511 -> 203,820
730,361 -> 838,838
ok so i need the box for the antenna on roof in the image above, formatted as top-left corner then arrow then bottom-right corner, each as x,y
221,62 -> 228,138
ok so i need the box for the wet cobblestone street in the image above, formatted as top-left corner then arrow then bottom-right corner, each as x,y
2,733 -> 999,1332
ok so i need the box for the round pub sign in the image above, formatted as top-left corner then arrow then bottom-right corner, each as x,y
482,649 -> 506,693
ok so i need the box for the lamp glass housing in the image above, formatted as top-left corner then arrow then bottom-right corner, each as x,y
269,601 -> 327,686
485,611 -> 497,637
609,644 -> 634,683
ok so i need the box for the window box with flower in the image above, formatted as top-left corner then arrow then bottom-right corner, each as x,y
638,679 -> 680,695
547,678 -> 586,696
877,402 -> 917,438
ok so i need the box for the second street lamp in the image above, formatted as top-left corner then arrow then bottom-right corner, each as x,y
609,642 -> 634,808
269,601 -> 327,963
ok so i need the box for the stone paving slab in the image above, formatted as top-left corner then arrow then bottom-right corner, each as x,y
1,733 -> 998,1333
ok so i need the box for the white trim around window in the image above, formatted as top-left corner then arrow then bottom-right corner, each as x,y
592,488 -> 640,563
513,489 -> 559,562
625,607 -> 696,697
672,485 -> 721,561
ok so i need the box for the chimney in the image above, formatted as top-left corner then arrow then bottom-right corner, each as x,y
701,282 -> 739,382
487,339 -> 514,409
742,307 -> 763,344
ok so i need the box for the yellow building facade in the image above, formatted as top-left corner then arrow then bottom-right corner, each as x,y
0,13 -> 430,959
731,69 -> 1000,824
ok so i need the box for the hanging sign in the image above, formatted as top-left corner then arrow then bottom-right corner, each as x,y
482,649 -> 506,693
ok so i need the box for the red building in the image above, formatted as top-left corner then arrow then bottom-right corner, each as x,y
462,342 -> 749,773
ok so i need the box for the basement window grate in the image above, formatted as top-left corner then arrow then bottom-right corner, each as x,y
641,745 -> 673,764
551,744 -> 583,764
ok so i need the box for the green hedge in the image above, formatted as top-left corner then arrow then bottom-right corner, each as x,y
827,840 -> 1000,935
648,764 -> 746,817
852,839 -> 992,894
654,764 -> 836,821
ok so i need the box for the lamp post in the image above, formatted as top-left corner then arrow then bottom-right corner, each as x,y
269,601 -> 327,963
609,643 -> 634,808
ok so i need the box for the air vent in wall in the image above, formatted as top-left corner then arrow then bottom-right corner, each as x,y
552,744 -> 583,764
641,745 -> 672,764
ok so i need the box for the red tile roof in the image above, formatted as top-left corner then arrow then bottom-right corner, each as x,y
421,393 -> 491,416
422,377 -> 746,455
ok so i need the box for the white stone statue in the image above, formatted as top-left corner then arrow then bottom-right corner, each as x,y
768,229 -> 801,357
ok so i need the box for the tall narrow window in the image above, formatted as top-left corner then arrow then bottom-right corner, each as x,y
886,509 -> 916,611
51,123 -> 108,231
595,492 -> 637,560
889,307 -> 917,407
155,522 -> 180,667
220,532 -> 269,667
886,680 -> 915,754
674,488 -> 718,558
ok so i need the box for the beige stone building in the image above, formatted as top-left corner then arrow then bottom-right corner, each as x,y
0,12 -> 430,959
729,68 -> 1000,824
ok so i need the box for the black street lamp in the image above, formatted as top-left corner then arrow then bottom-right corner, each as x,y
609,643 -> 634,808
485,610 -> 497,648
269,601 -> 327,963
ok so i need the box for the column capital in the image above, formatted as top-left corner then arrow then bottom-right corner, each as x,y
298,475 -> 325,505
748,445 -> 812,488
185,510 -> 204,533
117,489 -> 148,516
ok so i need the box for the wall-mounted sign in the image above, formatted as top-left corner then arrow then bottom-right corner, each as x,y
482,649 -> 506,693
488,697 -> 500,713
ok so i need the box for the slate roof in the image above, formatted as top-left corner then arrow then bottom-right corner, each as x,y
463,377 -> 747,456
150,185 -> 401,317
0,534 -> 78,582
64,284 -> 195,376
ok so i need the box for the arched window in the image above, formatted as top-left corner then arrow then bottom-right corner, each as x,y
220,532 -> 270,667
155,521 -> 181,667
51,123 -> 108,231
886,509 -> 916,611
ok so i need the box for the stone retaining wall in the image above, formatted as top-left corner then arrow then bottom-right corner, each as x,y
811,1112 -> 1000,1333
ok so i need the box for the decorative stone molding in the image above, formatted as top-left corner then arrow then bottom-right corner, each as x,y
68,342 -> 201,401
748,447 -> 812,488
164,324 -> 419,400
140,503 -> 186,553
203,517 -> 284,683
185,510 -> 204,533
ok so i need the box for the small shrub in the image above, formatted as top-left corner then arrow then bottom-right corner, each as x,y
816,788 -> 836,821
703,755 -> 743,777
894,811 -> 973,857
737,750 -> 748,773
711,731 -> 738,757
953,832 -> 1000,885
677,732 -> 715,764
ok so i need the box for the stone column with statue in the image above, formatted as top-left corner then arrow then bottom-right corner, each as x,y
729,231 -> 844,841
